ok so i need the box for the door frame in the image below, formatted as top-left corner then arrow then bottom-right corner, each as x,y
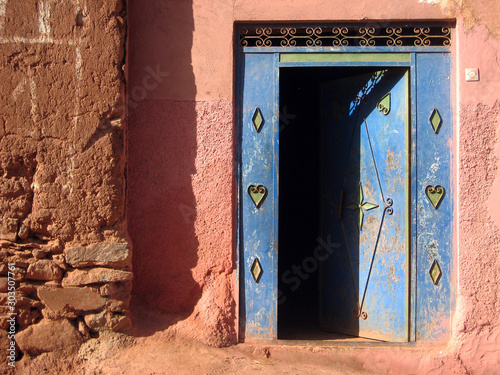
235,24 -> 454,343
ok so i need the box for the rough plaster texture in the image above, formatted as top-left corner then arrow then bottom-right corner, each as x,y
129,0 -> 453,102
1,1 -> 127,243
128,1 -> 500,371
455,99 -> 500,374
0,0 -> 130,370
0,0 -> 498,372
128,99 -> 236,346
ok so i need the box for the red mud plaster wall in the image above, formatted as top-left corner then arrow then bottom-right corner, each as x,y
453,15 -> 500,372
0,0 -> 129,368
457,101 -> 500,373
127,0 -> 449,348
128,1 -> 500,370
127,0 -> 236,346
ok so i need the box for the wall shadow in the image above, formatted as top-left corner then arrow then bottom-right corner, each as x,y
127,0 -> 199,336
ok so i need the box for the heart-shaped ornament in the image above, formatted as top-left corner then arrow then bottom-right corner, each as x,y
426,185 -> 445,209
248,185 -> 267,208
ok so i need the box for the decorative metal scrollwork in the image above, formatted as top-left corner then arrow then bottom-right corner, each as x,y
377,93 -> 391,115
240,25 -> 451,48
248,184 -> 268,208
353,309 -> 368,320
250,257 -> 263,283
345,182 -> 379,231
385,197 -> 394,215
252,107 -> 264,132
430,108 -> 443,134
429,259 -> 442,285
426,185 -> 445,209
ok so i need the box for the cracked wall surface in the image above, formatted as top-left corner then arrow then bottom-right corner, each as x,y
0,0 -> 129,369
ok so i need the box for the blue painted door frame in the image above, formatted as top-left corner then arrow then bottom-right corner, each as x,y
237,48 -> 453,342
238,53 -> 280,339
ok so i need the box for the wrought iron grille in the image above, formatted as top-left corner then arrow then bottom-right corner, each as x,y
239,25 -> 451,47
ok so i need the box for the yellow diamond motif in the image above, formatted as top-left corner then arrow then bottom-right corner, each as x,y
252,107 -> 264,132
430,108 -> 442,134
429,259 -> 442,285
250,258 -> 263,283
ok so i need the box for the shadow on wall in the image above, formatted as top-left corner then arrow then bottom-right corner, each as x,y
127,0 -> 199,335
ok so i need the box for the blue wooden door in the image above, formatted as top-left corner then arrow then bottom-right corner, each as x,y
319,69 -> 409,341
239,51 -> 452,342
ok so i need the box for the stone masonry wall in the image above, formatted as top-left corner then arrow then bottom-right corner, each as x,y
0,0 -> 129,365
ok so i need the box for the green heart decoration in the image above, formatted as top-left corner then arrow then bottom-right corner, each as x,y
426,185 -> 445,209
377,93 -> 391,115
248,185 -> 267,208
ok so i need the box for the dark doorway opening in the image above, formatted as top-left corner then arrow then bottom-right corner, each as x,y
278,67 -> 389,340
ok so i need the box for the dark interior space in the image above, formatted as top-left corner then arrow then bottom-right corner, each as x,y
278,67 -> 323,338
278,66 -> 385,340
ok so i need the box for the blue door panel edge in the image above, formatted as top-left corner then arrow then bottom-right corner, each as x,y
239,53 -> 279,340
415,53 -> 453,341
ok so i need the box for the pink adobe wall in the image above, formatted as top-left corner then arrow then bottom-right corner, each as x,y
453,14 -> 500,373
127,0 -> 500,370
127,0 -> 236,346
